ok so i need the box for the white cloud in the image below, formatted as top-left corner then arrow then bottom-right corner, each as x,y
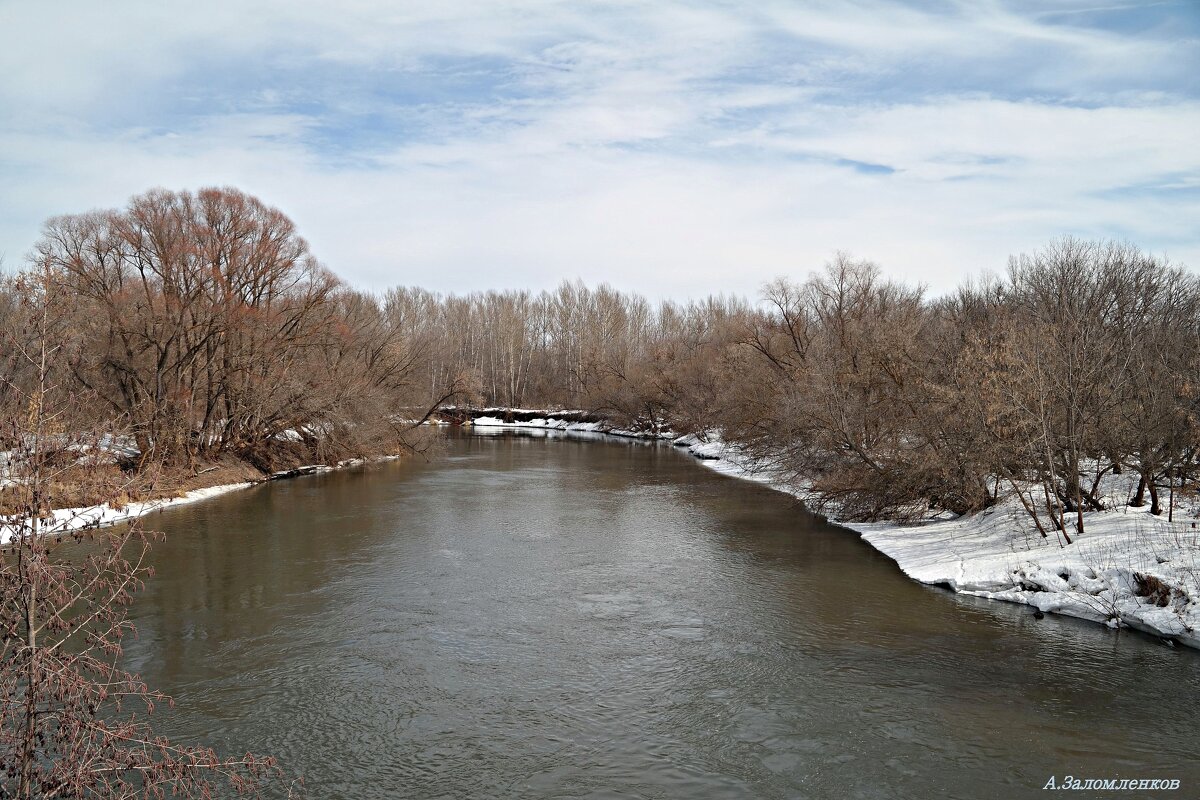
0,0 -> 1197,297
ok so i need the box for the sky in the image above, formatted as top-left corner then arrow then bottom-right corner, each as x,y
1,0 -> 1197,300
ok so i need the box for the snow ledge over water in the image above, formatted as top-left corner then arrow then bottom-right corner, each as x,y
675,434 -> 1200,650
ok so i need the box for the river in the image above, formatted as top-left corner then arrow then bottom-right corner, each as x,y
122,431 -> 1200,799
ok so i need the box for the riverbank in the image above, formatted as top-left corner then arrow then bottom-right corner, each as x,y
0,482 -> 257,544
673,433 -> 1200,650
0,455 -> 401,544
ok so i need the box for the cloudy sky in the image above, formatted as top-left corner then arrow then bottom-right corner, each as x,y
1,1 -> 1197,299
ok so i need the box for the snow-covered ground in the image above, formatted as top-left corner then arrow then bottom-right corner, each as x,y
0,482 -> 255,544
674,433 -> 1200,650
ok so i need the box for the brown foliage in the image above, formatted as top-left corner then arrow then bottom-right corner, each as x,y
20,187 -> 442,473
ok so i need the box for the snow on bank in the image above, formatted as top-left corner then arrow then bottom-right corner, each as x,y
469,412 -> 668,440
674,434 -> 1200,649
1,455 -> 404,544
851,508 -> 1200,647
0,482 -> 254,544
472,415 -> 605,434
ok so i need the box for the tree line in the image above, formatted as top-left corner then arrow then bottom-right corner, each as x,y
3,188 -> 1198,531
388,244 -> 1200,535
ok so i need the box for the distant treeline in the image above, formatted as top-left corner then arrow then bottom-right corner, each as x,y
3,187 -> 1198,529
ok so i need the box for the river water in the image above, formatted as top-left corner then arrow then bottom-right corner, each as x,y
123,431 -> 1200,799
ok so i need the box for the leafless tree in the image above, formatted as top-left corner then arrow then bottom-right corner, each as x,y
1,265 -> 284,798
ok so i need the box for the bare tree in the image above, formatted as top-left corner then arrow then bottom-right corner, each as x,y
31,188 -> 433,473
1,266 -> 284,798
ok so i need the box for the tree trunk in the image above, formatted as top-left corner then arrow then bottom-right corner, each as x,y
1131,475 -> 1146,507
1169,468 -> 1175,523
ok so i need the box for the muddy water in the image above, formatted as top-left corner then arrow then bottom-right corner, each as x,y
123,431 -> 1200,798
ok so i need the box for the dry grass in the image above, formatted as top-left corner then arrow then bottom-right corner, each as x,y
1133,572 -> 1177,607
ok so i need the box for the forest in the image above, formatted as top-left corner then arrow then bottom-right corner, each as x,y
3,187 -> 1198,532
